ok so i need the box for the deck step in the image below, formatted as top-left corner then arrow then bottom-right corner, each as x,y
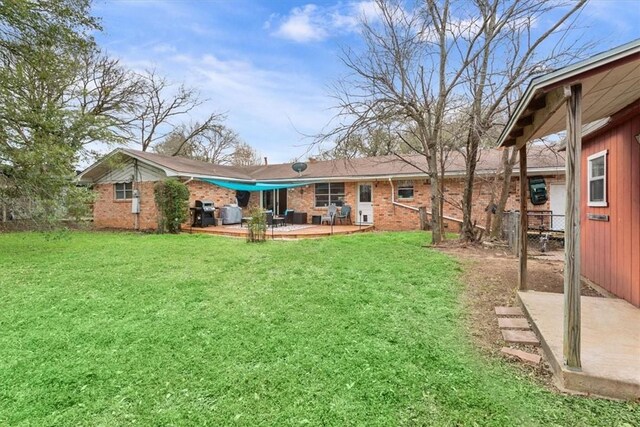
501,329 -> 540,345
495,306 -> 524,316
497,317 -> 530,329
500,347 -> 542,365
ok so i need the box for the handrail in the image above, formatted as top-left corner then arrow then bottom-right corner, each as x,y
388,178 -> 485,230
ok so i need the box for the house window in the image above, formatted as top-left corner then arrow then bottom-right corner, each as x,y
114,182 -> 133,200
587,150 -> 607,207
397,180 -> 414,199
315,182 -> 345,207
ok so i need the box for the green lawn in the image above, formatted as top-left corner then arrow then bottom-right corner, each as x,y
0,232 -> 637,426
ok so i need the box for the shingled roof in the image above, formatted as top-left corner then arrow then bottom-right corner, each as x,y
79,145 -> 565,184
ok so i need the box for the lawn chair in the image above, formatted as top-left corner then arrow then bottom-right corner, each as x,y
320,204 -> 338,225
336,205 -> 352,224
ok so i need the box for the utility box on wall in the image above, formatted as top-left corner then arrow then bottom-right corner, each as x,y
131,190 -> 140,213
528,176 -> 548,205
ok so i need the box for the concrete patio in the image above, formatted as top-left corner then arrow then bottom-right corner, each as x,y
518,291 -> 640,400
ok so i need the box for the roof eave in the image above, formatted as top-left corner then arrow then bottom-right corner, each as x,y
497,39 -> 640,148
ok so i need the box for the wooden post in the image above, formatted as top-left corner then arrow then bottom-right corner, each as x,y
564,84 -> 582,370
518,145 -> 528,291
418,207 -> 428,230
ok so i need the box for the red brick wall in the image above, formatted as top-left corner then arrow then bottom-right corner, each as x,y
281,175 -> 563,231
93,175 -> 564,231
94,181 -> 158,230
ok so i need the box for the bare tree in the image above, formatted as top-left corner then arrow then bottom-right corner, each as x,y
318,1 -> 452,244
133,70 -> 224,152
68,49 -> 145,153
320,120 -> 412,159
320,0 -> 586,244
489,146 -> 518,238
154,124 -> 242,164
231,142 -> 262,166
453,0 -> 587,241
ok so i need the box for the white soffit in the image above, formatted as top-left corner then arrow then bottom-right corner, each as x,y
498,39 -> 640,147
533,60 -> 640,140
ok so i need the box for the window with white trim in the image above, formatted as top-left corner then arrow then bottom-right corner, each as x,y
587,150 -> 607,207
315,183 -> 345,207
397,180 -> 414,199
114,182 -> 133,200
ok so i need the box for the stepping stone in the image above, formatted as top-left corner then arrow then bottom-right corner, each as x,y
501,347 -> 542,365
495,306 -> 524,316
498,317 -> 530,329
501,329 -> 540,345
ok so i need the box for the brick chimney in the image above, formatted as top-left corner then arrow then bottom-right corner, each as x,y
264,157 -> 268,165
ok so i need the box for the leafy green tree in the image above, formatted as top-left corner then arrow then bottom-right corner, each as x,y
0,0 -> 100,222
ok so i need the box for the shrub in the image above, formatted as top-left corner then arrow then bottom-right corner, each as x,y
246,207 -> 266,243
154,179 -> 190,234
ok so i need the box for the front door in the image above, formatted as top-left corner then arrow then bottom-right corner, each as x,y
357,183 -> 373,224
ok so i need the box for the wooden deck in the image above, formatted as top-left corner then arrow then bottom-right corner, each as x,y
185,223 -> 375,239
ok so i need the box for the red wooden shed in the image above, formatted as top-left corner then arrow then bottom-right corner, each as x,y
496,39 -> 640,372
580,100 -> 640,308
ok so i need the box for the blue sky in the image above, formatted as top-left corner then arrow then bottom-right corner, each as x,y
93,0 -> 640,164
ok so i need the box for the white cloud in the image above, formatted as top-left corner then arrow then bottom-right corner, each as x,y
268,1 -> 381,43
152,43 -> 177,53
272,4 -> 328,43
147,52 -> 333,161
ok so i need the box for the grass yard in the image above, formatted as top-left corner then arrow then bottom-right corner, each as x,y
0,231 -> 637,426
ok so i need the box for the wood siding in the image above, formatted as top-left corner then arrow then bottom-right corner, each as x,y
580,113 -> 640,307
95,158 -> 166,183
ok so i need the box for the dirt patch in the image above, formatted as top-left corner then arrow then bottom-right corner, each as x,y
438,242 -> 603,391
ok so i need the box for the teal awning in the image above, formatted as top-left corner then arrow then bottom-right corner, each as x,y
199,178 -> 309,192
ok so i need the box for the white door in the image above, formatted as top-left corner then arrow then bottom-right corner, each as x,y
549,183 -> 566,231
357,183 -> 373,224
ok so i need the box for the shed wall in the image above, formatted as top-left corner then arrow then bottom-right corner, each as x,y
580,113 -> 640,307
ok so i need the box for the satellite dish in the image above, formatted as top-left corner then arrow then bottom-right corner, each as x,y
291,162 -> 308,176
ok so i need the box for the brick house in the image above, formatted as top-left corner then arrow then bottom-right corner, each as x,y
78,147 -> 565,231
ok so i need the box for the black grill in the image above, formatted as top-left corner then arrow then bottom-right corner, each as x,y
191,200 -> 216,227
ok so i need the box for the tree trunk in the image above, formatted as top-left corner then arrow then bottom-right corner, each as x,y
461,131 -> 480,241
428,146 -> 442,245
490,147 -> 519,239
483,191 -> 495,235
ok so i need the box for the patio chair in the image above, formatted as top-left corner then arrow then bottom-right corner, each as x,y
265,210 -> 274,227
283,209 -> 294,225
320,204 -> 338,225
336,204 -> 352,225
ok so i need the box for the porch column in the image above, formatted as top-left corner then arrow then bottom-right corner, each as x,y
518,145 -> 528,291
564,84 -> 582,370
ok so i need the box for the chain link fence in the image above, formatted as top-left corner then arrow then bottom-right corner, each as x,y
502,210 -> 565,255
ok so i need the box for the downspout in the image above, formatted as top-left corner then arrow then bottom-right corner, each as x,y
134,159 -> 139,231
